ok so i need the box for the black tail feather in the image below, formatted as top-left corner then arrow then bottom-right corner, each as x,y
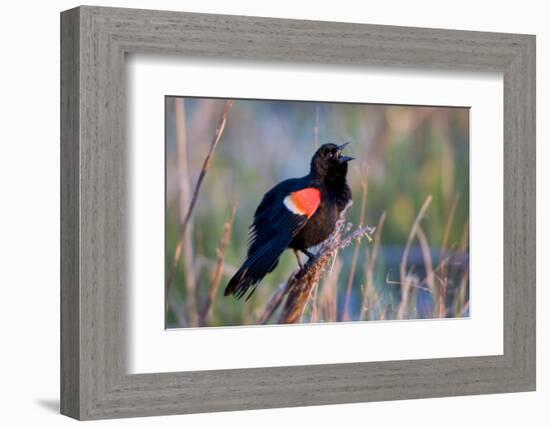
224,236 -> 288,300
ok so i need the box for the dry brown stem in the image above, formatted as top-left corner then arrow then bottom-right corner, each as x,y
165,100 -> 234,317
309,283 -> 320,323
174,98 -> 198,326
360,210 -> 386,320
416,227 -> 436,295
199,198 -> 238,326
437,192 -> 459,318
397,195 -> 432,320
258,281 -> 291,325
319,257 -> 342,322
278,204 -> 375,324
343,177 -> 368,321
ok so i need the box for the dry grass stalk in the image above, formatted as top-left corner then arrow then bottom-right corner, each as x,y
199,198 -> 238,326
343,178 -> 368,321
258,281 -> 291,324
165,100 -> 235,318
416,226 -> 437,318
438,278 -> 448,318
397,195 -> 432,320
167,299 -> 187,328
416,226 -> 436,295
319,257 -> 342,322
457,269 -> 470,316
459,300 -> 470,317
309,281 -> 320,323
440,193 -> 459,256
174,98 -> 198,326
437,193 -> 458,317
457,220 -> 470,316
278,204 -> 375,324
385,272 -> 432,293
279,260 -> 328,324
194,255 -> 237,278
360,210 -> 386,320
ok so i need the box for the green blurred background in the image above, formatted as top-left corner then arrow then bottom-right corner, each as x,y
165,97 -> 469,328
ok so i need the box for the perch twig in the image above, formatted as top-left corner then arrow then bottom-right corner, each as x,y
278,204 -> 375,324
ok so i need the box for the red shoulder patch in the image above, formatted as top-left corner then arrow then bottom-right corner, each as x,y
284,188 -> 321,218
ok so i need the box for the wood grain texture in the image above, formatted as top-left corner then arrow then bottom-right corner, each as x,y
60,6 -> 536,420
60,7 -> 80,419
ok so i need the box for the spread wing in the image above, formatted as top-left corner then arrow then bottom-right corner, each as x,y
224,183 -> 321,299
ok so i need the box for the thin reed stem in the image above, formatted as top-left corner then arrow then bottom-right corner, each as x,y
199,198 -> 238,326
441,193 -> 459,256
165,100 -> 235,317
416,226 -> 436,293
319,257 -> 341,322
398,195 -> 432,320
343,177 -> 368,321
360,210 -> 386,320
309,281 -> 320,323
173,98 -> 198,326
437,193 -> 458,318
258,281 -> 291,324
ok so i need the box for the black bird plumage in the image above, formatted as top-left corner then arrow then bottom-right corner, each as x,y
224,142 -> 353,299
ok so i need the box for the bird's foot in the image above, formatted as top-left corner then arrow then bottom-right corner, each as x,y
293,249 -> 304,269
301,249 -> 315,260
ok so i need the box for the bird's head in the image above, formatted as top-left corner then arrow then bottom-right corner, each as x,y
310,142 -> 354,181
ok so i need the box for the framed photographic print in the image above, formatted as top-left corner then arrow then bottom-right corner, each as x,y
163,97 -> 470,329
61,6 -> 536,420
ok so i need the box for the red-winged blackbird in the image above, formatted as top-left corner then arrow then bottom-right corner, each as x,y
224,142 -> 353,299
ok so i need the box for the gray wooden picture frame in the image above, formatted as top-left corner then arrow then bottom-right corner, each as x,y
60,5 -> 536,420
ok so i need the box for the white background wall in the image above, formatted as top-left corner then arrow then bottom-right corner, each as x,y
0,0 -> 546,425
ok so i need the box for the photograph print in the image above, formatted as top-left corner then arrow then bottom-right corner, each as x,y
165,96 -> 470,329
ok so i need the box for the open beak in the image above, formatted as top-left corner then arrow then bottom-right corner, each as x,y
338,141 -> 354,162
